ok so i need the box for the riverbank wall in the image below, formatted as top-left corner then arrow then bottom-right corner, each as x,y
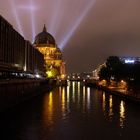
85,79 -> 140,103
0,79 -> 56,111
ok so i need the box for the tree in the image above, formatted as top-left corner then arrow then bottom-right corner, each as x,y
99,66 -> 111,81
106,56 -> 123,81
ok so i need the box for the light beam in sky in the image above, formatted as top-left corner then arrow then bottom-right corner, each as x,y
49,0 -> 62,37
30,0 -> 36,42
18,1 -> 39,42
10,0 -> 96,49
18,5 -> 38,11
59,0 -> 96,49
10,0 -> 24,37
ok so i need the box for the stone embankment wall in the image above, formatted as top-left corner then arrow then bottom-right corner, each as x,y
0,79 -> 56,111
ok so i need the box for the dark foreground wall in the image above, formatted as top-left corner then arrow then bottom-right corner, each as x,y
0,79 -> 56,112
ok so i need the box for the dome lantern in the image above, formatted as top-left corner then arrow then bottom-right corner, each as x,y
43,24 -> 47,32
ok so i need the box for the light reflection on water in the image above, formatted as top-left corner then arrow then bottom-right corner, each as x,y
61,87 -> 66,119
44,81 -> 127,129
1,81 -> 140,140
87,87 -> 90,110
77,82 -> 80,105
43,91 -> 53,126
109,95 -> 113,121
120,100 -> 125,128
66,85 -> 70,112
102,91 -> 126,128
102,92 -> 106,114
72,81 -> 76,102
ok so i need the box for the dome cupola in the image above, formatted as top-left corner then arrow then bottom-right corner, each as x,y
34,25 -> 56,45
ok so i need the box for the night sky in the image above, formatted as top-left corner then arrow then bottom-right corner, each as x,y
1,0 -> 140,73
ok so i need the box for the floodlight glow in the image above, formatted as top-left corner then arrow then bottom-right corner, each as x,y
18,0 -> 38,42
49,0 -> 61,36
30,0 -> 36,42
11,0 -> 24,36
10,0 -> 96,48
18,5 -> 38,11
59,0 -> 96,49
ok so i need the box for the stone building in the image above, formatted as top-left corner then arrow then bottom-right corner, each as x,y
33,25 -> 65,78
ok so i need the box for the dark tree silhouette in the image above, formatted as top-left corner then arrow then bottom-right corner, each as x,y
99,56 -> 140,91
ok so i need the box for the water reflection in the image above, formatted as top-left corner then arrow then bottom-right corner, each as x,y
78,82 -> 80,104
102,92 -> 106,114
83,86 -> 86,113
72,82 -> 76,102
120,101 -> 125,128
1,81 -> 139,140
58,82 -> 93,114
43,91 -> 54,127
102,92 -> 126,127
87,87 -> 90,110
43,81 -> 127,134
66,85 -> 70,111
61,87 -> 66,119
109,95 -> 113,121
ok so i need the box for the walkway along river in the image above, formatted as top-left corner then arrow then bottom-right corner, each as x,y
0,81 -> 140,140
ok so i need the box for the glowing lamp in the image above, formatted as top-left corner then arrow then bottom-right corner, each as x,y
46,71 -> 53,78
35,74 -> 40,78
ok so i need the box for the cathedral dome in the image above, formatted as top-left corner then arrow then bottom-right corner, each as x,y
34,25 -> 56,45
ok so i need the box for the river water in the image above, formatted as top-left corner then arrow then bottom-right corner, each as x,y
0,81 -> 140,140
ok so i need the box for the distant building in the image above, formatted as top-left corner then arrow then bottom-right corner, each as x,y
33,25 -> 65,78
92,63 -> 106,80
119,57 -> 140,64
93,56 -> 140,80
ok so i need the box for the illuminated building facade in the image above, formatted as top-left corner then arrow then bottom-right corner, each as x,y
33,25 -> 65,78
119,57 -> 140,64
